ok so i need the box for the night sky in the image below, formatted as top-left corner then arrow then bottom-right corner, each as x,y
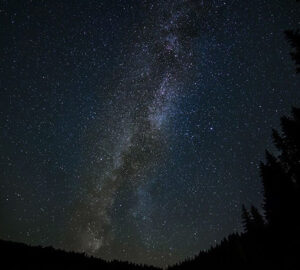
0,0 -> 299,267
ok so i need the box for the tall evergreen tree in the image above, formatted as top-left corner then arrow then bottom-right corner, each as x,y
285,0 -> 300,73
260,108 -> 300,248
260,150 -> 287,226
250,206 -> 264,230
241,205 -> 252,233
285,30 -> 300,73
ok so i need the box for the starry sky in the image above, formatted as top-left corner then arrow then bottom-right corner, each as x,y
0,0 -> 299,267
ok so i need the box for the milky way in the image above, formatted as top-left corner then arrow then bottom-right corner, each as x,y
71,0 -> 201,258
1,0 -> 300,267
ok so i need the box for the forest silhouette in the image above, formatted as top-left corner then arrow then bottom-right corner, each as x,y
1,3 -> 300,270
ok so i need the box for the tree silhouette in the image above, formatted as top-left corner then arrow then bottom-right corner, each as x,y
241,205 -> 252,233
260,108 -> 300,232
285,30 -> 300,73
260,150 -> 287,227
285,0 -> 300,73
241,204 -> 264,235
250,206 -> 264,231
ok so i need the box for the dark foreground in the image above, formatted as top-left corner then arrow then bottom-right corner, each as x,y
0,239 -> 159,270
0,225 -> 298,270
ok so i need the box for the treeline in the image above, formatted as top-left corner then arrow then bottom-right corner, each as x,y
0,239 -> 159,270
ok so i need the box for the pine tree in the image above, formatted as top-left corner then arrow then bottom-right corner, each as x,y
250,206 -> 264,230
260,109 -> 300,238
285,30 -> 300,73
241,205 -> 252,233
273,107 -> 300,187
260,150 -> 286,226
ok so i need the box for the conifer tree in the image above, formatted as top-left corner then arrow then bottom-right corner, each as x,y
260,109 -> 300,238
285,30 -> 300,73
241,205 -> 252,233
250,206 -> 264,230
